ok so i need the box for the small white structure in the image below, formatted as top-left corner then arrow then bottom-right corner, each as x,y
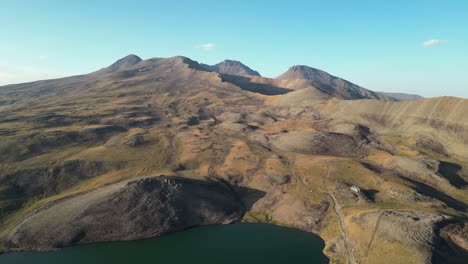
350,185 -> 361,193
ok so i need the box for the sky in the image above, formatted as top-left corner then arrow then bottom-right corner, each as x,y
1,0 -> 467,98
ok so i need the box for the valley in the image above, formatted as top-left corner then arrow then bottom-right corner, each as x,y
0,55 -> 466,263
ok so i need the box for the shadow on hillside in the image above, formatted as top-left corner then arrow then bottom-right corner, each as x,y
362,189 -> 379,202
437,161 -> 467,188
220,74 -> 292,95
205,176 -> 266,215
396,175 -> 467,211
431,219 -> 468,264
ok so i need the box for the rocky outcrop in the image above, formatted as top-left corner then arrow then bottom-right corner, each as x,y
276,65 -> 393,100
434,221 -> 468,263
269,131 -> 368,157
209,60 -> 261,77
2,176 -> 256,251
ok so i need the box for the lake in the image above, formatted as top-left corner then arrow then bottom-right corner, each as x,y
0,223 -> 328,264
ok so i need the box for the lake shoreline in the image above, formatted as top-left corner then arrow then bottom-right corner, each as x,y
0,222 -> 329,264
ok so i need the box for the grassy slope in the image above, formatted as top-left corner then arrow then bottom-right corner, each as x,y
0,57 -> 467,263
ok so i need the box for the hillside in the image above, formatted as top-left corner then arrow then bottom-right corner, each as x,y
0,55 -> 466,263
276,65 -> 394,100
204,60 -> 261,77
3,176 -> 253,251
379,92 -> 424,101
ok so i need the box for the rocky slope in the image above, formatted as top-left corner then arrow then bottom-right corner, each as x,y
205,60 -> 261,77
379,92 -> 424,101
331,97 -> 468,158
2,176 -> 258,251
95,54 -> 143,74
0,54 -> 466,263
276,65 -> 394,100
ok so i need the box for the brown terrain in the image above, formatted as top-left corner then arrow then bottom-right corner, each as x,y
0,54 -> 466,263
378,92 -> 424,101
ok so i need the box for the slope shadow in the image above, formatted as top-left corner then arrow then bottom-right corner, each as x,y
205,176 -> 266,215
437,161 -> 467,188
220,74 -> 292,95
431,220 -> 468,264
362,189 -> 379,202
396,174 -> 467,211
359,161 -> 385,173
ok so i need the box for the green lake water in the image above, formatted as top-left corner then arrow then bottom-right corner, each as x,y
0,223 -> 328,264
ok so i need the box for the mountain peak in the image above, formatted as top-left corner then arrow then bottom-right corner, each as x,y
290,65 -> 313,71
277,65 -> 326,81
121,54 -> 142,61
211,60 -> 261,77
217,59 -> 244,66
98,54 -> 142,74
109,54 -> 142,70
276,65 -> 393,100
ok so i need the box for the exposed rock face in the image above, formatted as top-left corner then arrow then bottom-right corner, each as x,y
276,65 -> 392,100
2,176 -> 251,251
210,60 -> 261,77
277,65 -> 332,81
0,54 -> 467,263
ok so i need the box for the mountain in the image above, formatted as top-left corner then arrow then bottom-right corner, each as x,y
276,65 -> 328,80
379,92 -> 424,101
204,60 -> 261,77
276,65 -> 394,101
96,54 -> 142,74
199,62 -> 393,100
0,54 -> 466,263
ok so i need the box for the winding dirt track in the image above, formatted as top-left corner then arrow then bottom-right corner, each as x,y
322,167 -> 355,264
365,211 -> 385,257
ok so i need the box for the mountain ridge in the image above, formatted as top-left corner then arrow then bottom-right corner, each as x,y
96,54 -> 143,74
0,54 -> 467,264
276,65 -> 394,101
378,91 -> 424,101
207,59 -> 261,77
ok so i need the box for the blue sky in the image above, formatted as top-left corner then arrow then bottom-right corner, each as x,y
1,0 -> 467,98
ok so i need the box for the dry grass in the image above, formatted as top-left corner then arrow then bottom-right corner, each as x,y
0,56 -> 467,262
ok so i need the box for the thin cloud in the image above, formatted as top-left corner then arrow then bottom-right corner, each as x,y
0,64 -> 66,85
0,72 -> 12,79
196,43 -> 216,51
38,55 -> 47,60
422,39 -> 447,47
